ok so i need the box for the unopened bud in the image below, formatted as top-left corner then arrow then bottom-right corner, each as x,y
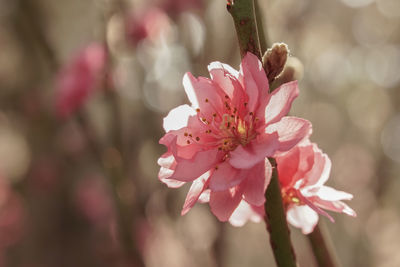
270,56 -> 304,91
262,42 -> 289,83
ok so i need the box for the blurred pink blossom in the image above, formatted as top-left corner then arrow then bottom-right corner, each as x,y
158,53 -> 311,222
160,0 -> 204,17
74,176 -> 114,226
0,177 -> 25,251
126,8 -> 171,46
55,43 -> 107,118
277,140 -> 356,234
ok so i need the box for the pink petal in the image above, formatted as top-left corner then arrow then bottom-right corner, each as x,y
198,189 -> 210,203
242,159 -> 272,206
208,61 -> 246,109
266,117 -> 312,153
240,53 -> 270,112
209,186 -> 243,221
163,104 -> 196,132
302,195 -> 334,222
157,153 -> 185,188
229,200 -> 263,227
229,131 -> 280,169
209,162 -> 248,191
160,173 -> 186,188
308,150 -> 331,187
276,146 -> 301,188
183,72 -> 224,119
181,171 -> 211,215
287,205 -> 319,234
169,148 -> 220,182
315,186 -> 354,201
264,81 -> 299,125
311,197 -> 357,217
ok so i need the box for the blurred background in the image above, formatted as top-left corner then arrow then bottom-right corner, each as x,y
0,0 -> 399,266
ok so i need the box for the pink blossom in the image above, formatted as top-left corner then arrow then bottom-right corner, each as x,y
224,141 -> 356,230
278,140 -> 356,234
55,43 -> 107,118
160,0 -> 204,17
158,53 -> 311,222
126,8 -> 171,46
74,176 -> 114,226
0,177 -> 25,250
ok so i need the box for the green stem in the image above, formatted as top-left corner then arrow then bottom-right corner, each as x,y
228,2 -> 297,266
254,0 -> 268,54
265,158 -> 297,267
227,0 -> 262,60
307,223 -> 339,267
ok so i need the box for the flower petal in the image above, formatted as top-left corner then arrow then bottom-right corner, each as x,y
181,171 -> 211,215
240,53 -> 270,112
163,104 -> 196,132
242,159 -> 272,206
276,146 -> 301,188
169,148 -> 220,182
208,61 -> 246,109
315,186 -> 354,201
229,200 -> 263,227
209,186 -> 243,221
311,197 -> 357,217
265,81 -> 299,125
198,189 -> 210,203
183,72 -> 224,120
229,131 -> 280,169
287,205 -> 319,234
209,162 -> 248,191
266,117 -> 312,153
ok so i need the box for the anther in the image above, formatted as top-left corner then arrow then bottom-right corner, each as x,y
195,137 -> 200,141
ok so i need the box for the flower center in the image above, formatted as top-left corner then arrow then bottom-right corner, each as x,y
282,188 -> 303,209
185,97 -> 260,153
217,109 -> 258,151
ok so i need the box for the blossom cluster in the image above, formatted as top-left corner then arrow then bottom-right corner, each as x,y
158,53 -> 355,233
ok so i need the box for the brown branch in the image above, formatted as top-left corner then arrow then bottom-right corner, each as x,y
307,223 -> 340,267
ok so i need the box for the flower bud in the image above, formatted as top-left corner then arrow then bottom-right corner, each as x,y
262,42 -> 289,83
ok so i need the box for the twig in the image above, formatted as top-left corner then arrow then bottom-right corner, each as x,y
227,0 -> 262,59
264,158 -> 297,267
227,1 -> 297,266
307,223 -> 340,267
254,0 -> 268,54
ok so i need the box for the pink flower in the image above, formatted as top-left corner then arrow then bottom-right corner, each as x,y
278,140 -> 356,234
224,141 -> 356,230
160,0 -> 204,17
126,8 -> 171,46
55,43 -> 107,118
158,53 -> 311,222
